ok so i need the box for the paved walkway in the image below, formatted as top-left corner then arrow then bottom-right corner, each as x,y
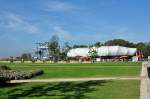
10,77 -> 140,83
140,62 -> 150,99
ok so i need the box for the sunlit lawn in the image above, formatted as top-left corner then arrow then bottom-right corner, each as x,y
0,62 -> 141,78
0,62 -> 141,98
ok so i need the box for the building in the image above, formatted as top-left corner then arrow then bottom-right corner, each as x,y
67,46 -> 138,62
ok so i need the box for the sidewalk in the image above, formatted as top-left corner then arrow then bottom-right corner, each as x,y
10,77 -> 140,83
140,62 -> 150,99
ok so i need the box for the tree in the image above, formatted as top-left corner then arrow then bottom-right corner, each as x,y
60,42 -> 72,61
73,44 -> 88,48
136,42 -> 146,51
48,35 -> 60,62
88,47 -> 98,62
104,39 -> 135,47
94,42 -> 102,47
21,53 -> 31,63
9,56 -> 14,63
143,42 -> 150,58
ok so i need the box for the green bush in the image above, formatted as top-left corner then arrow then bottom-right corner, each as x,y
31,69 -> 44,76
0,70 -> 44,80
0,65 -> 11,70
0,65 -> 44,80
0,76 -> 10,83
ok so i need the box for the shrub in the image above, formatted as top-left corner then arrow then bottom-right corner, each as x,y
0,65 -> 44,80
31,69 -> 44,76
0,65 -> 11,70
31,59 -> 36,63
0,76 -> 10,83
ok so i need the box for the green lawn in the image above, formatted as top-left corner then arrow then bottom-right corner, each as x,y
0,62 -> 141,78
0,62 -> 141,99
0,80 -> 140,99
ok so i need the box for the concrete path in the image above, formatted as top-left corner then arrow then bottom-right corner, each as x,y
140,62 -> 150,99
10,77 -> 140,83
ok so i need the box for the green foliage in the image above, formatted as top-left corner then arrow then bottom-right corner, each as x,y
73,44 -> 88,48
104,39 -> 135,47
9,56 -> 14,63
48,35 -> 60,62
21,53 -> 31,61
0,65 -> 11,70
31,69 -> 44,76
88,47 -> 98,62
93,39 -> 150,58
143,42 -> 150,57
0,76 -> 10,83
60,42 -> 72,61
0,69 -> 44,80
31,59 -> 36,63
94,42 -> 102,47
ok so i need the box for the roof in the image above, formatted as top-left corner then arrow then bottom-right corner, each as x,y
67,46 -> 137,57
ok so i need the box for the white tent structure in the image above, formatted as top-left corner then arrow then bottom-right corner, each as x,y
67,46 -> 137,57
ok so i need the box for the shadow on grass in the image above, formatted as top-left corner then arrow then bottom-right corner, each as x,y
4,80 -> 109,99
0,83 -> 24,88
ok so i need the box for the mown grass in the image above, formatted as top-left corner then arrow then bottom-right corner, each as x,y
0,80 -> 140,99
0,62 -> 141,78
0,62 -> 141,99
11,66 -> 141,79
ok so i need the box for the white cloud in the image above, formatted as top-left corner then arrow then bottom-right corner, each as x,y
44,1 -> 76,12
53,26 -> 70,40
0,13 -> 39,34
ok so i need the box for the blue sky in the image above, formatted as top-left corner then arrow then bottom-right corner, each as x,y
0,0 -> 150,58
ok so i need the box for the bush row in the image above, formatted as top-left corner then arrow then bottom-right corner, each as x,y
0,69 -> 44,80
0,76 -> 10,83
0,65 -> 44,81
0,65 -> 11,70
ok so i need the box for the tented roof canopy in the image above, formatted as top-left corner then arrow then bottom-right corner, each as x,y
67,46 -> 137,57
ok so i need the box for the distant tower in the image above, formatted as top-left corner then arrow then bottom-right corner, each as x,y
33,42 -> 49,60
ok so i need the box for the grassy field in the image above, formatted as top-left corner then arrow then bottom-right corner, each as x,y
0,62 -> 141,99
0,62 -> 142,78
0,80 -> 140,99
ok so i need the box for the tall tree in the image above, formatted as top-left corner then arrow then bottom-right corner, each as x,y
136,42 -> 146,53
60,42 -> 72,61
144,42 -> 150,58
48,35 -> 60,62
104,39 -> 135,47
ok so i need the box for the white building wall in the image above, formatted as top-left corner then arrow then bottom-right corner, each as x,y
67,46 -> 137,57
